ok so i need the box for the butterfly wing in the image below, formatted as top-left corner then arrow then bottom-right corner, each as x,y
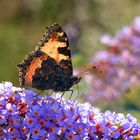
17,51 -> 48,86
18,50 -> 74,90
17,24 -> 73,90
37,23 -> 73,77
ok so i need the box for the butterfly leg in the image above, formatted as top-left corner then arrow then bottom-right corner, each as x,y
68,89 -> 73,100
34,90 -> 44,98
38,90 -> 45,96
75,84 -> 79,100
49,90 -> 54,96
60,91 -> 65,102
61,91 -> 65,98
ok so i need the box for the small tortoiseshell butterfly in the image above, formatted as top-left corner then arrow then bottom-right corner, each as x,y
17,24 -> 82,92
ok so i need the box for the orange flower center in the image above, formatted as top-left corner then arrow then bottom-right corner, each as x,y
11,120 -> 15,124
34,129 -> 39,134
28,119 -> 33,124
69,134 -> 73,139
9,127 -> 15,132
50,128 -> 54,133
68,123 -> 72,127
78,127 -> 82,132
8,109 -> 13,113
22,127 -> 26,133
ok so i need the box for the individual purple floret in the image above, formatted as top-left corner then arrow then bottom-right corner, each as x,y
84,17 -> 140,104
0,82 -> 140,139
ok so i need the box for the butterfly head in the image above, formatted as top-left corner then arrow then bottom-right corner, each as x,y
72,76 -> 82,85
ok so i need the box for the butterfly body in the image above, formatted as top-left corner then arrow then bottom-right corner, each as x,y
18,24 -> 81,92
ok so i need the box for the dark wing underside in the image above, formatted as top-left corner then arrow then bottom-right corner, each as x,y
17,51 -> 48,86
17,24 -> 73,90
17,51 -> 73,91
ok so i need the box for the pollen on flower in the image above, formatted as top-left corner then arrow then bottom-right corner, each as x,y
39,120 -> 45,126
12,137 -> 17,140
68,123 -> 72,127
22,127 -> 26,134
55,118 -> 59,122
78,127 -> 82,132
75,115 -> 80,121
69,134 -> 74,139
89,112 -> 95,120
46,115 -> 50,118
18,103 -> 27,113
62,116 -> 67,121
9,127 -> 15,133
8,109 -> 13,113
28,119 -> 33,124
10,119 -> 15,125
0,133 -> 4,137
50,127 -> 54,133
34,111 -> 38,115
34,129 -> 39,134
51,108 -> 56,112
61,126 -> 66,132
7,96 -> 14,103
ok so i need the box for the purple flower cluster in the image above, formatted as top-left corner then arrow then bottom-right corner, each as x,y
84,17 -> 140,104
0,82 -> 140,139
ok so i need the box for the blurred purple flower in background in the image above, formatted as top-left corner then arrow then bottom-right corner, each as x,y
0,82 -> 140,139
84,17 -> 140,104
64,24 -> 80,54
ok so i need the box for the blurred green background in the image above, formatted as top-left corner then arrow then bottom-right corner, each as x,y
0,0 -> 140,120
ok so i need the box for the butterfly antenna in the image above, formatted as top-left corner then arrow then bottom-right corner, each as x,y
78,65 -> 102,77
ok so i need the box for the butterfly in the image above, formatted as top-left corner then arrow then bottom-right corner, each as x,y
17,24 -> 82,93
17,23 -> 99,95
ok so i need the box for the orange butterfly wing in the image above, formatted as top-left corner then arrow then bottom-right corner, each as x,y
18,24 -> 73,90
